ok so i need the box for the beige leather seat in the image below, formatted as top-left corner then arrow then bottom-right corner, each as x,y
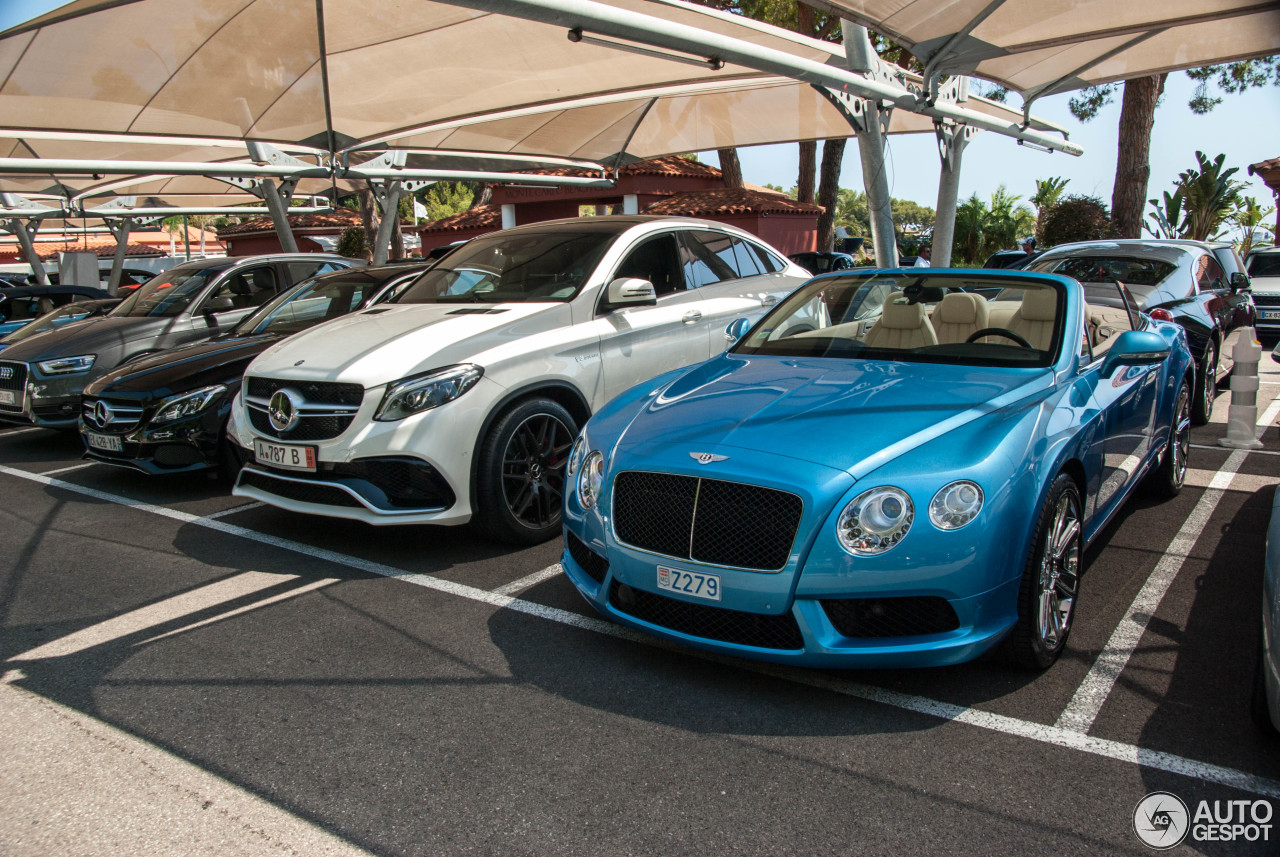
864,292 -> 938,349
934,292 -> 990,344
1006,288 -> 1058,351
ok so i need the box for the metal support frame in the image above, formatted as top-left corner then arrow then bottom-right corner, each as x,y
822,24 -> 902,268
462,0 -> 1081,156
929,76 -> 978,269
931,121 -> 976,269
0,194 -> 50,284
371,180 -> 405,265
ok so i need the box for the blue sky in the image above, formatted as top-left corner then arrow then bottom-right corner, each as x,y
3,1 -> 1277,223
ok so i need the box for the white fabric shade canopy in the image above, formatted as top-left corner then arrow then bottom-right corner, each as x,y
815,0 -> 1280,101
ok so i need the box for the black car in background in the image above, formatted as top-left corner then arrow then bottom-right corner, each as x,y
788,251 -> 856,275
0,285 -> 111,340
0,298 -> 121,352
79,262 -> 432,477
0,253 -> 357,428
1028,239 -> 1256,424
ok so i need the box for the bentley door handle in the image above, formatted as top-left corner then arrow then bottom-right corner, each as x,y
682,310 -> 703,324
761,295 -> 778,306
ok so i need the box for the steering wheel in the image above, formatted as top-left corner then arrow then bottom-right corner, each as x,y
965,327 -> 1033,349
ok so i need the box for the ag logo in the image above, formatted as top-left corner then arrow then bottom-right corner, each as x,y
0,366 -> 12,380
689,452 -> 728,465
1133,792 -> 1189,849
267,388 -> 304,432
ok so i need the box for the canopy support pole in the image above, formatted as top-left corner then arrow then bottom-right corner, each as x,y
260,179 -> 300,253
104,216 -> 133,294
371,180 -> 405,265
10,218 -> 48,285
930,78 -> 978,269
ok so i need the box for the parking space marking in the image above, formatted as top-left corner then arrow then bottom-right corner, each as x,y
2,462 -> 1278,798
1184,467 -> 1280,491
1056,393 -> 1280,736
10,571 -> 331,661
200,502 -> 266,520
0,427 -> 44,437
491,563 -> 563,595
40,462 -> 96,476
1191,443 -> 1280,456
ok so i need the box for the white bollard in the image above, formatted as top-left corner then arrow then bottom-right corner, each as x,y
1218,327 -> 1264,449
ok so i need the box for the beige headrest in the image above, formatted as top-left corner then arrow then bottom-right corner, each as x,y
1018,288 -> 1058,322
938,292 -> 988,325
879,292 -> 927,330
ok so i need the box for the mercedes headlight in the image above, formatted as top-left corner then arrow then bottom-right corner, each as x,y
37,354 -> 95,375
374,364 -> 483,421
577,450 -> 605,510
929,480 -> 984,530
152,384 -> 227,425
837,486 -> 913,555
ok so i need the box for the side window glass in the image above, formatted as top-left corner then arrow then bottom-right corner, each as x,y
1198,256 -> 1226,292
612,234 -> 684,297
731,238 -> 765,277
209,266 -> 278,312
751,243 -> 784,273
287,261 -> 331,283
681,231 -> 739,288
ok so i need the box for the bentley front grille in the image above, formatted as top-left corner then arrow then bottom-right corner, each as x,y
612,471 -> 803,572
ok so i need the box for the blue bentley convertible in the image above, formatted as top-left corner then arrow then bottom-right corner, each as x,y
562,270 -> 1194,669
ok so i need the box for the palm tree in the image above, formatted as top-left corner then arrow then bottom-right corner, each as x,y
1226,196 -> 1276,258
1179,152 -> 1246,241
1032,177 -> 1069,242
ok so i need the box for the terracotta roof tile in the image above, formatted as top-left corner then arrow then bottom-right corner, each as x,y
1249,157 -> 1280,175
644,188 -> 822,217
417,204 -> 502,233
217,208 -> 367,237
513,154 -> 723,180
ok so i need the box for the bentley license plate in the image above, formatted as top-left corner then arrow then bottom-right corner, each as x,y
0,390 -> 15,406
254,439 -> 316,472
657,565 -> 721,601
85,432 -> 122,452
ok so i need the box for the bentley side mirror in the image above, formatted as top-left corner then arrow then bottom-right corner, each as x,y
1100,330 -> 1171,377
724,317 -> 752,344
605,277 -> 657,308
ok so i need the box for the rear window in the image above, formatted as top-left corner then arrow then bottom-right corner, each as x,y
1028,255 -> 1176,305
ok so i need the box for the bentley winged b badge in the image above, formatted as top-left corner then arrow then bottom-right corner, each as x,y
689,452 -> 729,464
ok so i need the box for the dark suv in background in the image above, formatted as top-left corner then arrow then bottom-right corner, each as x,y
0,253 -> 359,429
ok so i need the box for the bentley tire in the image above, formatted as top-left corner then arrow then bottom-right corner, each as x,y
1147,378 -> 1191,499
1191,338 -> 1218,426
474,397 -> 578,545
1006,474 -> 1082,669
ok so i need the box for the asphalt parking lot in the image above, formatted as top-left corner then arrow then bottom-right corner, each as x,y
2,354 -> 1280,856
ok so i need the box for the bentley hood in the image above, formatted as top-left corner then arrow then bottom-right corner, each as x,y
614,355 -> 1054,479
246,303 -> 568,386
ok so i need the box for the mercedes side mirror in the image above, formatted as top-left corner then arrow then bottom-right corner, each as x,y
202,296 -> 234,315
605,277 -> 657,308
1230,271 -> 1251,292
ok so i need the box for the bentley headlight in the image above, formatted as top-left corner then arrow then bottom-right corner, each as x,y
837,486 -> 913,555
37,354 -> 95,375
152,384 -> 227,425
929,481 -> 984,530
566,435 -> 586,479
375,364 -> 483,421
577,450 -> 605,510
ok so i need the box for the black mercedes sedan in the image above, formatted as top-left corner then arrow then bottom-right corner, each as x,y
0,253 -> 356,428
1028,239 -> 1256,424
79,262 -> 432,478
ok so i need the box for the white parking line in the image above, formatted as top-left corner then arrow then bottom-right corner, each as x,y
40,462 -> 96,476
1055,393 -> 1280,735
0,427 -> 44,437
200,502 -> 266,520
1,463 -> 1277,798
1191,443 -> 1280,456
491,563 -> 563,595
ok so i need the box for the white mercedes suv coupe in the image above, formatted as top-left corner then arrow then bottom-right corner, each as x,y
228,216 -> 813,543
